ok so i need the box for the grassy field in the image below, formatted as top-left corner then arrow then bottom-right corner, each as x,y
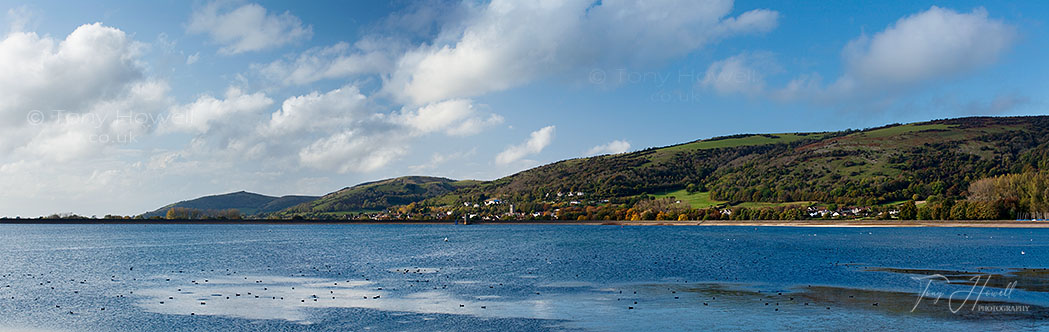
652,190 -> 725,208
651,189 -> 821,210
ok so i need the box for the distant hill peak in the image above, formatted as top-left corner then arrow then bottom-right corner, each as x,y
275,176 -> 464,217
142,191 -> 318,218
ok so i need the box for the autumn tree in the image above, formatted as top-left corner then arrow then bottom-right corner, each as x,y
899,201 -> 917,220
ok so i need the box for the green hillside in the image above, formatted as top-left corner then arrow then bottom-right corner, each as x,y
273,176 -> 470,218
142,191 -> 319,218
157,116 -> 1049,220
418,116 -> 1049,217
259,195 -> 322,213
652,189 -> 725,208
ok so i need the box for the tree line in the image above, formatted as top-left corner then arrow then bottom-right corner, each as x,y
967,172 -> 1049,219
164,207 -> 242,219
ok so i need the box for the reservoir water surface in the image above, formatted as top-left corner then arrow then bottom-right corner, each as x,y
1,224 -> 1046,331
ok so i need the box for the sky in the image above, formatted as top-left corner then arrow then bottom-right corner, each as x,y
0,0 -> 1046,217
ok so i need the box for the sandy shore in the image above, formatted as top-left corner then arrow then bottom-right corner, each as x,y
2,219 -> 1048,228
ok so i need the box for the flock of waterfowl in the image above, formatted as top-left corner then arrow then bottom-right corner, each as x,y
2,265 -> 860,320
2,233 -> 965,323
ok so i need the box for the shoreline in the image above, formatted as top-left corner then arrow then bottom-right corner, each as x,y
1,219 -> 1048,228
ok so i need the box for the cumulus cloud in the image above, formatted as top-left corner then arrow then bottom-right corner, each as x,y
0,22 -> 170,160
835,7 -> 1014,93
298,129 -> 408,173
238,0 -> 781,173
6,6 -> 32,32
187,2 -> 312,55
2,1 -> 790,215
156,85 -> 373,171
165,87 -> 273,134
254,41 -> 394,85
701,52 -> 778,95
237,92 -> 497,175
776,6 -> 1016,102
586,140 -> 631,156
249,1 -> 471,87
394,99 -> 503,136
24,80 -> 171,161
719,8 -> 779,34
496,126 -> 555,165
266,85 -> 367,134
0,23 -> 144,121
379,0 -> 778,104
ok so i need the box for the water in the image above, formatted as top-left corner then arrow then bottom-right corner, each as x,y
0,224 -> 1047,331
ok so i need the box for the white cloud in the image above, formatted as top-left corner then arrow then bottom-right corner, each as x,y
187,2 -> 312,55
0,148 -> 266,217
496,126 -> 555,165
238,0 -> 777,175
835,7 -> 1014,93
701,52 -> 777,95
266,85 -> 367,134
248,87 -> 501,174
258,89 -> 503,175
0,158 -> 145,216
186,52 -> 200,65
586,140 -> 631,156
448,113 -> 504,136
0,23 -> 144,122
6,6 -> 32,32
0,22 -> 198,216
719,8 -> 779,34
23,80 -> 171,161
776,6 -> 1016,102
0,1 -> 792,216
394,99 -> 502,136
298,130 -> 407,173
165,87 -> 273,134
255,41 -> 394,85
0,22 -> 169,160
384,0 -> 779,104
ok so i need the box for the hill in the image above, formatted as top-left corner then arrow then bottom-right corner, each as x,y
272,176 -> 472,218
142,191 -> 319,218
157,116 -> 1049,221
410,116 -> 1049,219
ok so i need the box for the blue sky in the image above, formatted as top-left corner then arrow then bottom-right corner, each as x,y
0,0 -> 1045,217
